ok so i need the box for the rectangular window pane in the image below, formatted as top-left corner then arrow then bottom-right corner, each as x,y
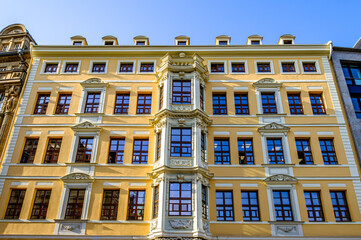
4,189 -> 26,219
44,64 -> 58,73
214,139 -> 230,164
273,190 -> 293,221
172,80 -> 191,104
330,191 -> 351,222
84,92 -> 100,113
241,191 -> 260,221
170,128 -> 192,157
140,63 -> 154,72
216,191 -> 234,221
304,191 -> 324,222
238,139 -> 254,164
310,93 -> 326,115
114,93 -> 130,114
34,94 -> 50,114
282,63 -> 295,72
132,139 -> 149,164
257,63 -> 271,72
31,190 -> 51,219
75,137 -> 93,163
319,139 -> 338,165
261,93 -> 277,114
65,63 -> 78,73
288,93 -> 303,115
234,93 -> 249,115
136,94 -> 152,114
211,63 -> 224,73
92,63 -> 105,73
20,138 -> 39,163
44,138 -> 62,163
296,139 -> 313,164
65,189 -> 85,219
267,138 -> 284,164
303,62 -> 317,72
232,63 -> 245,73
108,138 -> 125,164
55,94 -> 72,114
127,190 -> 145,220
101,190 -> 119,220
119,63 -> 133,73
153,186 -> 159,218
213,93 -> 227,115
169,182 -> 192,216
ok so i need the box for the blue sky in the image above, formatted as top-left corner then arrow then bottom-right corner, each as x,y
1,0 -> 360,47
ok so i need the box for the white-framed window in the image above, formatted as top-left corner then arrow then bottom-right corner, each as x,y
117,60 -> 136,74
260,133 -> 291,164
137,60 -> 156,74
209,60 -> 227,74
89,60 -> 108,74
103,40 -> 115,46
40,60 -> 61,74
279,60 -> 299,74
300,60 -> 321,74
229,60 -> 248,74
216,39 -> 230,45
72,40 -> 85,46
256,89 -> 283,114
255,60 -> 274,74
175,39 -> 189,46
61,60 -> 81,74
78,79 -> 108,114
68,131 -> 100,164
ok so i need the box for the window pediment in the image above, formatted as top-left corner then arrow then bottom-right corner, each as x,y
258,122 -> 289,134
253,78 -> 282,88
71,121 -> 102,132
61,172 -> 94,183
80,78 -> 109,88
264,174 -> 298,185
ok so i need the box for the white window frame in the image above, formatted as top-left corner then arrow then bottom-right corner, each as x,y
78,88 -> 107,114
208,60 -> 228,75
103,40 -> 115,45
40,60 -> 61,75
116,60 -> 136,74
261,133 -> 292,164
61,60 -> 81,74
137,60 -> 156,74
229,60 -> 248,74
300,60 -> 321,74
68,132 -> 100,164
88,60 -> 108,74
72,40 -> 85,46
279,60 -> 299,74
175,39 -> 189,46
255,60 -> 275,74
216,39 -> 230,45
256,88 -> 283,114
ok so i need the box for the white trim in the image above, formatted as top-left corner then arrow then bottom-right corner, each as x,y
68,132 -> 99,164
240,183 -> 258,188
60,60 -> 81,74
110,131 -> 126,135
213,131 -> 229,135
209,60 -> 228,74
261,133 -> 292,164
233,87 -> 248,91
133,131 -> 149,135
129,182 -> 147,187
237,132 -> 253,136
40,60 -> 61,75
116,60 -> 136,74
37,87 -> 52,91
302,184 -> 320,188
35,182 -> 53,186
212,87 -> 227,91
307,86 -> 323,90
256,88 -> 283,115
328,183 -> 346,187
300,59 -> 321,74
285,87 -> 301,90
293,132 -> 310,136
278,60 -> 299,74
138,87 -> 153,91
58,87 -> 73,91
116,87 -> 131,90
137,60 -> 156,74
88,60 -> 109,74
317,131 -> 334,135
48,131 -> 64,135
25,131 -> 41,135
78,87 -> 107,114
254,60 -> 275,74
215,183 -> 233,187
11,182 -> 28,186
103,182 -> 121,187
229,60 -> 248,74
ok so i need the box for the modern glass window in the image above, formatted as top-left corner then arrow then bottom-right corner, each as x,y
273,190 -> 293,221
30,190 -> 51,219
64,63 -> 78,73
319,139 -> 337,165
44,138 -> 62,164
132,139 -> 149,164
136,94 -> 152,114
303,62 -> 317,72
55,94 -> 72,114
212,93 -> 227,115
257,63 -> 271,72
101,190 -> 119,220
214,139 -> 230,164
140,63 -> 154,72
342,63 -> 361,85
350,94 -> 361,118
201,132 -> 206,162
288,93 -> 303,115
75,137 -> 93,163
119,63 -> 134,73
92,63 -> 106,73
108,138 -> 125,164
127,190 -> 145,220
156,131 -> 162,161
234,93 -> 249,115
282,63 -> 295,72
238,139 -> 254,164
200,85 -> 204,110
310,93 -> 326,115
261,92 -> 277,114
304,191 -> 324,222
241,191 -> 260,221
211,63 -> 224,73
231,63 -> 245,73
330,191 -> 351,222
20,138 -> 39,163
170,128 -> 192,157
267,138 -> 285,164
34,94 -> 50,114
44,63 -> 58,73
202,185 -> 208,219
169,182 -> 192,216
153,186 -> 159,218
65,189 -> 85,219
216,191 -> 234,221
4,189 -> 26,219
172,80 -> 191,104
296,139 -> 313,164
114,93 -> 130,114
84,92 -> 100,113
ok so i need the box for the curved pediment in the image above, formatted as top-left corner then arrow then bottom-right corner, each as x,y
258,122 -> 290,134
0,24 -> 26,35
264,174 -> 298,184
253,78 -> 282,88
80,78 -> 109,88
61,172 -> 94,183
71,121 -> 101,132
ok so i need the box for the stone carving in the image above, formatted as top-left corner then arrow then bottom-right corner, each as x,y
258,122 -> 289,133
152,173 -> 164,187
71,121 -> 101,132
170,158 -> 192,167
169,219 -> 192,229
83,78 -> 102,84
278,226 -> 296,233
264,174 -> 298,184
177,174 -> 185,181
179,52 -> 186,58
58,223 -> 82,235
5,85 -> 21,113
253,78 -> 282,88
172,105 -> 192,112
151,220 -> 158,230
203,221 -> 209,231
196,173 -> 210,186
61,172 -> 94,183
177,118 -> 186,126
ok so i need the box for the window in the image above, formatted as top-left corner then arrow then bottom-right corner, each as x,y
273,190 -> 293,221
319,139 -> 337,165
214,139 -> 230,164
282,63 -> 295,72
73,41 -> 82,45
238,139 -> 254,164
241,191 -> 260,221
212,93 -> 227,115
153,186 -> 159,218
84,92 -> 100,113
342,63 -> 361,85
108,138 -> 125,164
303,62 -> 317,72
119,63 -> 134,73
101,190 -> 119,220
309,93 -> 326,115
170,128 -> 192,157
330,191 -> 351,222
2,45 -> 9,51
92,63 -> 106,73
172,80 -> 191,104
261,93 -> 277,114
251,40 -> 260,45
55,94 -> 72,114
4,189 -> 26,219
201,132 -> 206,162
114,93 -> 130,114
169,182 -> 192,216
200,85 -> 204,110
216,191 -> 234,221
211,63 -> 224,73
44,138 -> 62,164
218,41 -> 228,45
288,93 -> 303,115
30,190 -> 51,219
104,41 -> 114,45
234,93 -> 249,115
257,63 -> 271,72
202,185 -> 208,219
156,132 -> 162,161
177,41 -> 187,45
231,63 -> 245,73
140,63 -> 154,72
296,139 -> 313,164
267,138 -> 284,164
0,92 -> 5,110
14,44 -> 21,50
304,191 -> 324,222
350,94 -> 361,118
283,40 -> 293,45
136,94 -> 152,114
20,138 -> 39,163
33,94 -> 50,114
64,63 -> 78,73
44,63 -> 58,73
136,41 -> 145,45
75,137 -> 93,163
127,190 -> 145,220
132,139 -> 149,164
65,189 -> 85,219
159,86 -> 163,109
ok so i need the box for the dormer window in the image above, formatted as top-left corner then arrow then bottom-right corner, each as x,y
251,40 -> 260,45
104,41 -> 114,46
177,41 -> 187,46
283,40 -> 292,45
219,41 -> 228,45
73,41 -> 82,46
136,41 -> 145,46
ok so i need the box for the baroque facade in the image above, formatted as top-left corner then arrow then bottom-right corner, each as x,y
0,34 -> 361,239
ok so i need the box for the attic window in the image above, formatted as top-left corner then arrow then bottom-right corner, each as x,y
104,41 -> 114,46
73,41 -> 82,46
283,40 -> 292,45
251,40 -> 260,45
177,41 -> 187,46
219,41 -> 228,45
136,41 -> 145,45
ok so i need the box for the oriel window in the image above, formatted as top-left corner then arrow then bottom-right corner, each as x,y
172,80 -> 191,104
169,182 -> 192,216
170,128 -> 192,157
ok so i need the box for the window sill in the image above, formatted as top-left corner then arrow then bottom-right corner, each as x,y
75,113 -> 104,116
269,221 -> 304,224
262,164 -> 295,167
256,113 -> 287,117
65,162 -> 97,166
54,219 -> 89,222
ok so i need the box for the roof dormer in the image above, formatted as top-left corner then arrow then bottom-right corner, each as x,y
247,35 -> 263,45
215,35 -> 231,45
175,35 -> 190,46
71,35 -> 87,46
102,35 -> 118,45
133,36 -> 149,46
278,34 -> 295,45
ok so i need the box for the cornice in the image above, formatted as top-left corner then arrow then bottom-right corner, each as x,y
150,109 -> 212,127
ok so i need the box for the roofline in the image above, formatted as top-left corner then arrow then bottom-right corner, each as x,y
333,46 -> 361,53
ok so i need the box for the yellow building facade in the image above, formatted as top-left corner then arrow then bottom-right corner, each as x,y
0,34 -> 361,239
